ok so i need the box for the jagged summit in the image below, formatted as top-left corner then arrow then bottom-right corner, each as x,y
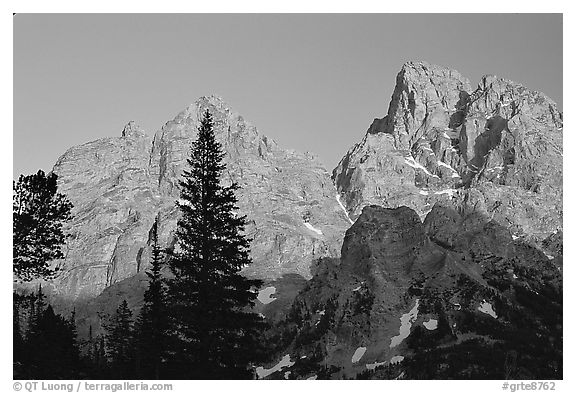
36,62 -> 563,324
174,95 -> 229,121
333,60 -> 562,245
121,121 -> 146,138
48,96 -> 351,300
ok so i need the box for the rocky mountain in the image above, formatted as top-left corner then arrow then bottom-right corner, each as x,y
333,61 -> 562,248
254,61 -> 562,379
20,60 -> 561,379
260,203 -> 561,379
48,96 -> 351,300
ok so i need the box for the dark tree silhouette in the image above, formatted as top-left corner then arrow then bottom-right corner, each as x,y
15,287 -> 79,379
13,170 -> 73,281
166,110 -> 265,379
135,218 -> 168,379
104,300 -> 134,378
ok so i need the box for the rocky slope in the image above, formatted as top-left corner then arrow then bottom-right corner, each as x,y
255,61 -> 563,379
333,61 -> 562,248
48,96 -> 351,300
21,61 -> 561,379
259,203 -> 562,379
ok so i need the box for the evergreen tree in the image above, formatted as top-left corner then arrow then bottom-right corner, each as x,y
13,293 -> 25,377
135,219 -> 168,379
166,110 -> 265,379
104,300 -> 134,378
25,303 -> 80,379
92,335 -> 107,377
28,285 -> 47,335
13,170 -> 73,281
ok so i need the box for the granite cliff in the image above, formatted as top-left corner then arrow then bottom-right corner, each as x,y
260,203 -> 561,379
49,96 -> 351,300
24,61 -> 562,379
254,61 -> 562,379
333,61 -> 562,249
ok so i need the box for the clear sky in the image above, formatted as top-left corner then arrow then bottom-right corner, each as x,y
13,13 -> 562,178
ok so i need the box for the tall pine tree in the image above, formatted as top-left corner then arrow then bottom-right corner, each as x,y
104,300 -> 134,378
13,170 -> 73,281
23,287 -> 80,379
166,109 -> 265,379
135,218 -> 167,379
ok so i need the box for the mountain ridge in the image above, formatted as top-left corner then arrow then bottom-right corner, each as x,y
45,95 -> 351,300
15,61 -> 562,380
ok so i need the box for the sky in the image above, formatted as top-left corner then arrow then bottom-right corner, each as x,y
13,13 -> 562,178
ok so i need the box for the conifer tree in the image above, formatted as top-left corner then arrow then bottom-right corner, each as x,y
13,293 -> 25,377
105,300 -> 134,378
25,302 -> 80,379
13,170 -> 73,281
135,219 -> 167,379
166,110 -> 265,379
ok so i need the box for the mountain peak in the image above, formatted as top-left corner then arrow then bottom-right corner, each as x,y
196,94 -> 227,108
121,121 -> 146,138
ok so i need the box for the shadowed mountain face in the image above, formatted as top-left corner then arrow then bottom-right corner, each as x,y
262,204 -> 561,379
252,62 -> 562,379
47,96 -> 351,300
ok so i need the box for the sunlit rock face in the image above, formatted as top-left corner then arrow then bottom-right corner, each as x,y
333,61 -> 562,247
50,96 -> 351,300
260,61 -> 563,378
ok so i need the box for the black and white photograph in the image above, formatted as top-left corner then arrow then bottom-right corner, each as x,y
9,7 -> 566,385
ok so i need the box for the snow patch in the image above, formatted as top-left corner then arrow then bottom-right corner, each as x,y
390,299 -> 420,348
437,161 -> 461,178
423,318 -> 438,330
434,189 -> 457,198
257,286 -> 277,304
477,300 -> 497,319
404,157 -> 440,179
304,222 -> 323,235
256,354 -> 294,379
366,361 -> 387,370
419,208 -> 433,220
336,194 -> 354,224
543,252 -> 555,260
284,371 -> 291,379
390,356 -> 404,364
351,347 -> 367,363
306,375 -> 317,380
486,166 -> 504,172
437,160 -> 455,171
419,190 -> 429,196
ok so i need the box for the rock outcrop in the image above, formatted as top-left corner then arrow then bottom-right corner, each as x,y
333,61 -> 562,247
49,96 -> 351,299
264,203 -> 562,379
255,61 -> 563,379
